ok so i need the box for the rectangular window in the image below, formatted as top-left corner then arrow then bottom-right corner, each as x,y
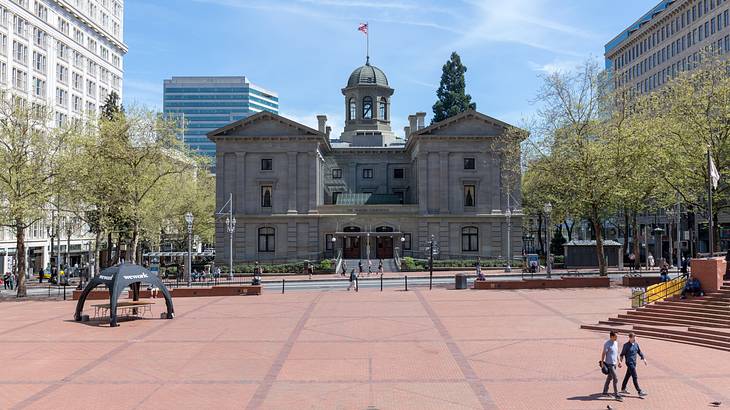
325,234 -> 333,251
362,168 -> 373,179
261,186 -> 272,208
403,233 -> 411,250
393,168 -> 404,179
258,227 -> 275,252
332,168 -> 342,179
464,185 -> 476,207
462,227 -> 479,252
261,158 -> 272,171
464,157 -> 476,170
332,191 -> 341,204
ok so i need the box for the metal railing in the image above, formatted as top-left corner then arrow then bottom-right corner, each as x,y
631,273 -> 688,307
394,248 -> 402,271
334,249 -> 343,275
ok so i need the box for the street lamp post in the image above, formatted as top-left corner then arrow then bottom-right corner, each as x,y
184,212 -> 194,286
544,203 -> 553,278
225,215 -> 236,280
505,208 -> 512,272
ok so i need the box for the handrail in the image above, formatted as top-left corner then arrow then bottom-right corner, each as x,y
394,248 -> 402,271
632,273 -> 688,307
334,249 -> 343,274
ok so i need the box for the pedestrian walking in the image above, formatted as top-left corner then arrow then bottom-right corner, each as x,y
378,259 -> 384,275
620,332 -> 648,397
358,260 -> 364,276
341,260 -> 347,277
368,259 -> 372,275
347,268 -> 357,291
628,253 -> 636,272
2,272 -> 8,289
600,331 -> 623,402
647,253 -> 655,270
475,257 -> 482,278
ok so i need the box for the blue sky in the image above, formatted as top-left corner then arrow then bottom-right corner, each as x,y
122,0 -> 657,137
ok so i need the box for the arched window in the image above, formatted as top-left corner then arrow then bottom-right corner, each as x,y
258,227 -> 275,252
462,226 -> 479,252
348,98 -> 356,120
362,96 -> 373,119
378,97 -> 387,120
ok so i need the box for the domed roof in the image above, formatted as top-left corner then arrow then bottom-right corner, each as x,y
347,61 -> 389,87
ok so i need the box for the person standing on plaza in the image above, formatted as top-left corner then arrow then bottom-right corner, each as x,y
475,257 -> 482,278
341,260 -> 347,277
620,332 -> 648,397
368,259 -> 372,275
347,268 -> 357,291
628,253 -> 636,272
358,260 -> 364,276
647,253 -> 655,270
600,331 -> 623,402
378,259 -> 384,275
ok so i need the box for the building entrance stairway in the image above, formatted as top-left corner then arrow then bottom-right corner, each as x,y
341,258 -> 399,274
581,281 -> 730,351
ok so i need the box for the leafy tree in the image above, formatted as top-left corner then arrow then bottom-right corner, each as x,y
0,94 -> 76,296
550,226 -> 566,256
432,52 -> 476,123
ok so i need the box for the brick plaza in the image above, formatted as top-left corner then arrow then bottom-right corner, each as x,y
1,287 -> 729,409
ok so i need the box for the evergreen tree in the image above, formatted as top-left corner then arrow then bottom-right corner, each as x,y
101,91 -> 123,120
432,52 -> 476,123
550,226 -> 567,256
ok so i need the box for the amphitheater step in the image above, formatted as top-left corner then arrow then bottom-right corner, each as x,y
580,325 -> 730,352
641,305 -> 730,320
632,325 -> 730,343
608,316 -> 729,329
625,310 -> 730,325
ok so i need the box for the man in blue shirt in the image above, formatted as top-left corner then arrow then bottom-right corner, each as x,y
600,331 -> 623,402
620,332 -> 648,397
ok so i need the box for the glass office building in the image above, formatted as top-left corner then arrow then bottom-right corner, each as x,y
163,76 -> 279,164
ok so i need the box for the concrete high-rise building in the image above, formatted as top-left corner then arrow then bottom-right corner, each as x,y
163,76 -> 279,161
0,0 -> 126,277
605,0 -> 730,93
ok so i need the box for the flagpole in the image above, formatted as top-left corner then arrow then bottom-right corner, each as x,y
708,147 -> 714,256
366,21 -> 369,64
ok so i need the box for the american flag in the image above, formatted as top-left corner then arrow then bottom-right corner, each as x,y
358,23 -> 368,35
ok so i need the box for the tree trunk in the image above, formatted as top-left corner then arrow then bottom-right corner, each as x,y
130,226 -> 139,264
15,219 -> 27,297
94,230 -> 102,277
632,211 -> 641,270
66,230 -> 71,269
624,209 -> 630,256
537,213 -> 544,256
106,232 -> 113,267
591,208 -> 607,276
564,221 -> 574,242
112,234 -> 120,265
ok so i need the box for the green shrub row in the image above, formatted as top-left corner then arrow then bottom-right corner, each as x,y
401,257 -> 510,271
219,260 -> 334,274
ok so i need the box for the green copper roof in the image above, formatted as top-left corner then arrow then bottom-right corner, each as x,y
335,193 -> 402,205
347,63 -> 389,87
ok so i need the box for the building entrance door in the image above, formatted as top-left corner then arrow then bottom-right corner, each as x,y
375,226 -> 394,259
342,226 -> 361,259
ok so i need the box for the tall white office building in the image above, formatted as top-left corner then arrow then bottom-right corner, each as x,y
0,0 -> 126,276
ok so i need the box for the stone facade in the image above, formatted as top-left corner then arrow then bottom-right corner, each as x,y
208,62 -> 523,264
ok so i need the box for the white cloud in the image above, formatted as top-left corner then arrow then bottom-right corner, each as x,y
528,59 -> 582,74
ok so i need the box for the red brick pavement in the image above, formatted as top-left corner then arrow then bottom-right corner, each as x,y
0,287 -> 728,409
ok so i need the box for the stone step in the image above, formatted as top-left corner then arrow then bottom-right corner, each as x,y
581,325 -> 730,352
649,303 -> 730,315
687,327 -> 730,338
626,309 -> 730,325
632,325 -> 730,343
642,304 -> 730,319
609,315 -> 729,329
659,298 -> 730,307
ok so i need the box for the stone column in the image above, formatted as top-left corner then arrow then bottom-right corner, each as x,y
439,152 -> 449,214
287,152 -> 298,214
309,151 -> 318,212
235,152 -> 246,213
417,153 -> 428,214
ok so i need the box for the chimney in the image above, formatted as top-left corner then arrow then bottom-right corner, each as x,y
408,115 -> 417,135
316,115 -> 327,133
415,112 -> 426,130
325,126 -> 332,138
404,126 -> 411,138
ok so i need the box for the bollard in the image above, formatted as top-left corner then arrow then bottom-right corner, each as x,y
63,283 -> 66,300
48,284 -> 51,297
380,274 -> 383,291
405,275 -> 408,291
356,277 -> 359,292
282,279 -> 285,294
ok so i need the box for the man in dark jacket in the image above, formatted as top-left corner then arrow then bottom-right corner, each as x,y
620,332 -> 648,396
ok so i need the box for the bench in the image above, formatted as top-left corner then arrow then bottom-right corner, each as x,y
91,301 -> 154,319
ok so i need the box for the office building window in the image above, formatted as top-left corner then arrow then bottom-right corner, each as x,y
261,158 -> 272,170
362,168 -> 373,179
258,227 -> 275,252
462,227 -> 479,252
332,168 -> 342,179
261,186 -> 272,208
464,185 -> 476,207
464,157 -> 475,170
393,168 -> 404,179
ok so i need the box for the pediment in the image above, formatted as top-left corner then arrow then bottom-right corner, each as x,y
413,110 -> 517,137
208,112 -> 323,139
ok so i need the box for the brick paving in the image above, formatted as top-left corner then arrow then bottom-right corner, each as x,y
1,287 -> 729,409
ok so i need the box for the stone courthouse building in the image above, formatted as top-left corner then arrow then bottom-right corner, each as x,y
208,60 -> 523,265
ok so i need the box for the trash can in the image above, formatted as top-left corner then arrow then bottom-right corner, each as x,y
455,273 -> 467,290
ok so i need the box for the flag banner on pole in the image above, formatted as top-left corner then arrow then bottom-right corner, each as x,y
710,155 -> 720,189
358,23 -> 368,35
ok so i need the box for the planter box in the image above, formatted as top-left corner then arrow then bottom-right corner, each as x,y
473,276 -> 609,290
128,285 -> 262,298
72,290 -> 110,301
621,276 -> 662,287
